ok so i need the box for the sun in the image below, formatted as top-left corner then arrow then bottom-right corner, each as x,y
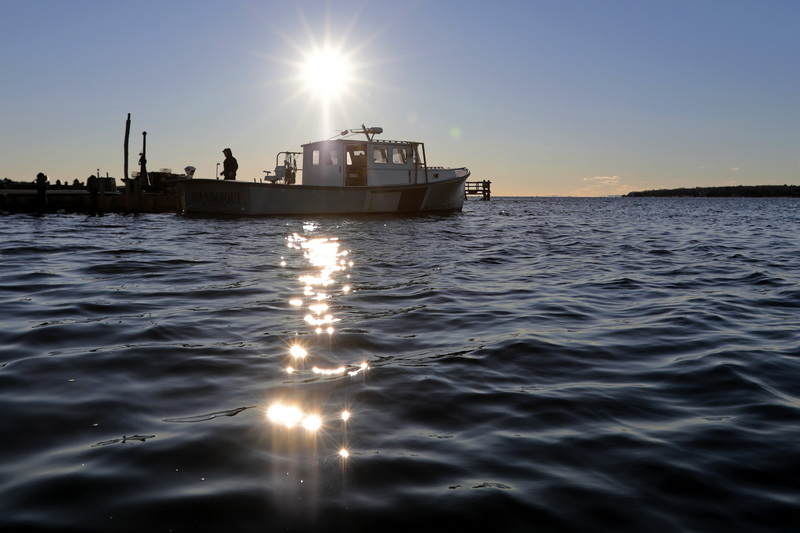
261,6 -> 395,134
302,48 -> 352,100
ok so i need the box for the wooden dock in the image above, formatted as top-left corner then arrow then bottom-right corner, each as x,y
465,180 -> 491,200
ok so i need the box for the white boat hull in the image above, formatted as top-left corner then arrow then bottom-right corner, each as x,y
178,173 -> 468,216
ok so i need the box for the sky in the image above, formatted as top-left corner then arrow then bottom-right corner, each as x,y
2,0 -> 798,197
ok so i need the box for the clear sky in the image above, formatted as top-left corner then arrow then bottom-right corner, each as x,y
2,0 -> 798,196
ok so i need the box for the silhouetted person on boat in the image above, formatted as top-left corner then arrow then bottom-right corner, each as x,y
222,148 -> 238,180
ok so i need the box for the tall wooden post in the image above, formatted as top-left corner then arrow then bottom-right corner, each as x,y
140,131 -> 147,186
134,131 -> 147,213
124,113 -> 131,211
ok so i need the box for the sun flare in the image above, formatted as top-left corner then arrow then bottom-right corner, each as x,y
302,48 -> 352,100
263,6 -> 399,135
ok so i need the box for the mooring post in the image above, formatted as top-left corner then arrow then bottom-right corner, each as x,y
140,131 -> 148,187
88,174 -> 99,215
135,131 -> 147,213
99,172 -> 108,215
36,172 -> 48,214
124,113 -> 131,212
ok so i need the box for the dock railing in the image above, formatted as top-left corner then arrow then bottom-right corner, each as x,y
465,180 -> 491,200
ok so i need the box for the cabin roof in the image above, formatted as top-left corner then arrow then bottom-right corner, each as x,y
301,138 -> 420,148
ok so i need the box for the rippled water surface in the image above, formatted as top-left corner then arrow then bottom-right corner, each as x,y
2,197 -> 800,532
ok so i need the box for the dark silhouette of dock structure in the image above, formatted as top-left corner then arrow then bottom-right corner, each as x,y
465,180 -> 491,200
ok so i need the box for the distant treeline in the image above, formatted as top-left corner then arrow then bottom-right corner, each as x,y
625,185 -> 800,198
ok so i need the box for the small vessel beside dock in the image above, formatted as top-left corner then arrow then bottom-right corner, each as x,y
178,126 -> 470,216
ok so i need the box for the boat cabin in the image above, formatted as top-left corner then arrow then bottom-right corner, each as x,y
300,134 -> 428,187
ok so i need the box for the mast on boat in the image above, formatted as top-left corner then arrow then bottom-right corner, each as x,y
337,124 -> 384,141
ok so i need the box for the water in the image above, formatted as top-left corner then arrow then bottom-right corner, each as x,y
1,197 -> 799,532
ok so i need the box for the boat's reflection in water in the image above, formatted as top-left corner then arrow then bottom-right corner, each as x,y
266,231 -> 368,463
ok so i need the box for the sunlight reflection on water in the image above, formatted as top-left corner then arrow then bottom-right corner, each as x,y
268,232 -> 369,458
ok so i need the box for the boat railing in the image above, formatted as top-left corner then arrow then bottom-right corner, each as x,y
270,151 -> 301,184
367,139 -> 416,146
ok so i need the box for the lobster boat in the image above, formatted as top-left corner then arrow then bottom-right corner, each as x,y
178,126 -> 470,215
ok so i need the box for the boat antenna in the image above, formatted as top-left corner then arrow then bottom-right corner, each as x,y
334,124 -> 383,141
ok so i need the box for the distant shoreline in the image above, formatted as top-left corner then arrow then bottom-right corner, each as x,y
625,185 -> 800,197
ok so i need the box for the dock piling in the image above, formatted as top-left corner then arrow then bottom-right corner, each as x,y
36,173 -> 48,214
124,113 -> 131,212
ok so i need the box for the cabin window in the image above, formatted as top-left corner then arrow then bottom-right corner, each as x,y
346,145 -> 367,166
373,147 -> 387,164
312,150 -> 320,166
392,147 -> 408,164
412,147 -> 422,164
324,150 -> 338,165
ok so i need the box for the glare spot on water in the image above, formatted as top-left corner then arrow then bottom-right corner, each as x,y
265,403 -> 326,433
348,362 -> 369,376
290,345 -> 307,358
309,303 -> 328,314
302,414 -> 322,431
305,314 -> 338,326
267,404 -> 304,428
313,366 -> 346,375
